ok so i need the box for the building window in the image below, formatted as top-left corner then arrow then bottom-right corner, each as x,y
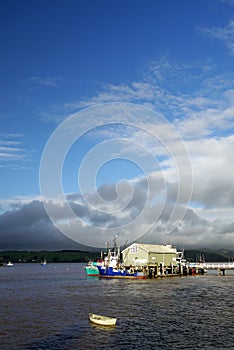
130,244 -> 138,253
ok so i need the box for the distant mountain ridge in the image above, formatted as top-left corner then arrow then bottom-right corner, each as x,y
184,249 -> 234,262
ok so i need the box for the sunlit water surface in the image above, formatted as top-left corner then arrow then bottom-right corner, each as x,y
0,263 -> 233,349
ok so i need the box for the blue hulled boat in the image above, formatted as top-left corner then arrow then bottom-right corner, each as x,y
85,241 -> 147,279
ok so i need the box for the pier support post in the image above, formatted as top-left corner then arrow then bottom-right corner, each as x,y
218,268 -> 225,275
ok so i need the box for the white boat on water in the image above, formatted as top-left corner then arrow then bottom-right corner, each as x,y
40,258 -> 47,266
6,261 -> 14,267
89,313 -> 117,326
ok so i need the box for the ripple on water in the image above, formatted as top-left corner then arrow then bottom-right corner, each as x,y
0,264 -> 234,350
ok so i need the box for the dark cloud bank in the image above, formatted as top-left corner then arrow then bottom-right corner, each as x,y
0,179 -> 233,251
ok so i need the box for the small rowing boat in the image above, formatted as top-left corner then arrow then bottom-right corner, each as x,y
89,313 -> 117,326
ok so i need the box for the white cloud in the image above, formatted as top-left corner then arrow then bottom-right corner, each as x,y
199,19 -> 234,54
30,76 -> 62,87
68,60 -> 233,249
0,135 -> 28,162
2,56 -> 233,250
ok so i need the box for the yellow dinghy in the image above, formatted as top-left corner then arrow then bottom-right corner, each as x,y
89,313 -> 117,326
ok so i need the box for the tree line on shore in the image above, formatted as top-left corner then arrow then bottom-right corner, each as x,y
0,250 -> 100,264
0,249 -> 232,264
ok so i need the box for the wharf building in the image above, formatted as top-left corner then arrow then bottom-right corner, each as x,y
121,243 -> 182,277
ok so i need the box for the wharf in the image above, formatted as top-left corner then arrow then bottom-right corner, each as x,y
187,261 -> 234,275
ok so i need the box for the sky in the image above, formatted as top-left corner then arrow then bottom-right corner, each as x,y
0,0 -> 234,251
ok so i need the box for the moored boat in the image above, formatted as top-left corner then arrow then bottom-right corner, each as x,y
85,238 -> 147,279
99,267 -> 147,279
40,258 -> 47,266
98,262 -> 147,279
6,261 -> 14,267
85,261 -> 100,276
89,313 -> 117,326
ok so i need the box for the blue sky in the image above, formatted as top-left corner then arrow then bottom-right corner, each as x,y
0,0 -> 234,250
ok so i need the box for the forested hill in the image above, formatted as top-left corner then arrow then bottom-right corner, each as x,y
184,249 -> 234,262
0,250 -> 100,264
0,248 -> 233,264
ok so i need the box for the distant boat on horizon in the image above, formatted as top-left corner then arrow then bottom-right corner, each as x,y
6,261 -> 14,267
40,258 -> 47,266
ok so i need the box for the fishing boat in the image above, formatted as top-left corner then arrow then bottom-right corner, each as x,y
98,257 -> 147,279
85,238 -> 147,279
89,313 -> 117,326
85,261 -> 100,276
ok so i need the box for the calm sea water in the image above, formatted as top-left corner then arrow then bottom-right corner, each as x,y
0,263 -> 233,350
